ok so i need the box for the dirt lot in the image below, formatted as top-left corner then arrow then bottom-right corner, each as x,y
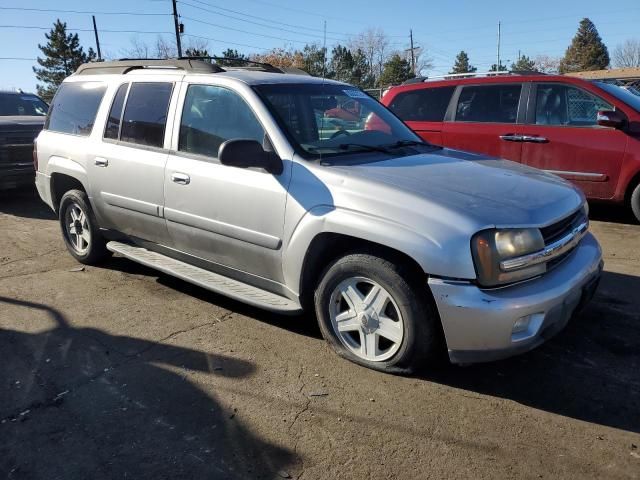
1,188 -> 639,480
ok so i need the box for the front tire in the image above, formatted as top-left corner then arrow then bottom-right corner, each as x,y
59,189 -> 111,265
314,252 -> 441,374
631,182 -> 640,224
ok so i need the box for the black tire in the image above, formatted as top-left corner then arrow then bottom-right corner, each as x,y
631,182 -> 640,224
59,189 -> 111,265
314,251 -> 441,374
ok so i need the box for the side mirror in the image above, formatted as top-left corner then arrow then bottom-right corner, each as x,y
218,139 -> 283,175
597,110 -> 626,129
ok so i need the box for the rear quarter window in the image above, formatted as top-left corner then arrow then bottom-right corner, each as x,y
388,86 -> 455,122
45,82 -> 107,136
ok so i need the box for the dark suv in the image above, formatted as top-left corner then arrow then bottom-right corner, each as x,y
0,90 -> 48,189
382,73 -> 640,222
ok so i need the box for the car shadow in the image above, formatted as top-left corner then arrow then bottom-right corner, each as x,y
0,297 -> 297,479
422,270 -> 640,434
589,202 -> 639,226
0,186 -> 55,220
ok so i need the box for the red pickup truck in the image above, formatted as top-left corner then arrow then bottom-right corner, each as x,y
382,73 -> 640,222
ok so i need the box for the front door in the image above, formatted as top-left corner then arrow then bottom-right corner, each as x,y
441,83 -> 525,161
163,83 -> 290,283
92,81 -> 174,244
521,83 -> 627,200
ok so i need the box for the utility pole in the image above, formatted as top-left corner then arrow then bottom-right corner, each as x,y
496,21 -> 501,70
92,16 -> 102,61
172,0 -> 182,58
409,29 -> 415,75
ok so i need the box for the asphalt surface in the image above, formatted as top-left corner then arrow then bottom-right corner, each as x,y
1,188 -> 639,480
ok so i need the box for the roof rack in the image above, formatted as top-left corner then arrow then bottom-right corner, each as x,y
180,56 -> 310,75
75,58 -> 224,75
401,70 -> 546,85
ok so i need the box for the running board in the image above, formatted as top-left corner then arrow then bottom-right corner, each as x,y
106,241 -> 302,314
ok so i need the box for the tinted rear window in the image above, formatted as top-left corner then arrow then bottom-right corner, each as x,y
45,82 -> 106,135
104,83 -> 129,140
0,93 -> 48,116
120,82 -> 173,148
455,84 -> 522,123
388,86 -> 455,122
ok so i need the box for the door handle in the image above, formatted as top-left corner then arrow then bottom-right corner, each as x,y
94,157 -> 109,167
499,134 -> 524,142
171,172 -> 191,185
521,135 -> 549,143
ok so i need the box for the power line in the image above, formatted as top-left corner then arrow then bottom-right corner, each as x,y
182,0 -> 350,36
182,33 -> 270,51
0,6 -> 171,16
179,1 -> 346,42
0,25 -> 174,34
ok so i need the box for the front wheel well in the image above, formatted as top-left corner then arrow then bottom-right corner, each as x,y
625,170 -> 640,206
299,233 -> 427,310
50,173 -> 86,213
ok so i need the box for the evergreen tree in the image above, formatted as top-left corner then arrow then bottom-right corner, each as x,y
559,18 -> 610,73
379,54 -> 414,86
330,45 -> 355,83
489,63 -> 508,72
33,20 -> 96,102
218,48 -> 248,66
511,55 -> 536,71
184,48 -> 210,58
301,44 -> 327,77
450,51 -> 476,75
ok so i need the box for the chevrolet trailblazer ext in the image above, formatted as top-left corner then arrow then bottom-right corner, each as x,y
35,59 -> 602,373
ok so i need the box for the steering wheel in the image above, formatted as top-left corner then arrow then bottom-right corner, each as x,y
330,129 -> 351,139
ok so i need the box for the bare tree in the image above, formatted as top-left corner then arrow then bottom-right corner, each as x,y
613,39 -> 640,68
122,35 -> 210,60
533,54 -> 561,73
411,47 -> 433,76
349,28 -> 390,84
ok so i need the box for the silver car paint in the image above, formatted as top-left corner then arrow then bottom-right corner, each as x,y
35,68 -> 602,362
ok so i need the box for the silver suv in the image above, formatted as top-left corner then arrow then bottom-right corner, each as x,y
35,59 -> 603,373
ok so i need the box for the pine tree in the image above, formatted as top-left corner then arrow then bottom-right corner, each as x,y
379,54 -> 414,86
559,18 -> 610,73
511,55 -> 536,71
489,63 -> 508,72
33,20 -> 96,102
218,48 -> 248,66
450,51 -> 477,75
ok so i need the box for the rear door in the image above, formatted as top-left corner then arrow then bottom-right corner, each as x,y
441,83 -> 525,161
92,80 -> 176,244
520,82 -> 627,199
386,86 -> 455,145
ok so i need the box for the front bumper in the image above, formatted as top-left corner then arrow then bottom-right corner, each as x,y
429,232 -> 603,364
0,168 -> 34,189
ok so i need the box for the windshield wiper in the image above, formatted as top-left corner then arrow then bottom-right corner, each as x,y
337,143 -> 392,153
385,140 -> 441,150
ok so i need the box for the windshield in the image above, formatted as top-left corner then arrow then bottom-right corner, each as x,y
0,93 -> 48,117
596,82 -> 640,112
254,83 -> 425,159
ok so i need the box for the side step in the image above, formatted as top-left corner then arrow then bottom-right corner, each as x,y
106,241 -> 302,314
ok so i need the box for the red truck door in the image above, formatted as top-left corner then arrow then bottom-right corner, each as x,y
520,83 -> 627,200
441,83 -> 525,161
386,86 -> 456,145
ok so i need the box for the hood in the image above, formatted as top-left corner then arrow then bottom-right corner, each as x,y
328,148 -> 584,228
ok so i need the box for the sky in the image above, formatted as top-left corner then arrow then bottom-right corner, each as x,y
1,0 -> 639,93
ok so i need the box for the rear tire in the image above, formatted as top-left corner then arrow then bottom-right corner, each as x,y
631,182 -> 640,224
314,251 -> 441,374
59,189 -> 111,265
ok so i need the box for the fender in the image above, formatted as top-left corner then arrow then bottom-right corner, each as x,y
282,205 -> 477,296
46,155 -> 90,191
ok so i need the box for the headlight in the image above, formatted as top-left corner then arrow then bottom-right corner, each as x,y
471,228 -> 545,287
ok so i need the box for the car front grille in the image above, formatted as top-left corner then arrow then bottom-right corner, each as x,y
541,207 -> 588,270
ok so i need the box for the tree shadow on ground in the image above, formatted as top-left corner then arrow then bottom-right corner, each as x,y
0,296 -> 297,479
0,186 -> 55,220
422,270 -> 640,434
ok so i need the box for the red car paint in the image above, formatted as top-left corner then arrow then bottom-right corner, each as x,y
382,74 -> 640,208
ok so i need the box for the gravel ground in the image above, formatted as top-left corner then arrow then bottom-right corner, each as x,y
1,188 -> 639,480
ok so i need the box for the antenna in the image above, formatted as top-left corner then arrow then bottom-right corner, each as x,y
496,21 -> 501,71
321,20 -> 327,82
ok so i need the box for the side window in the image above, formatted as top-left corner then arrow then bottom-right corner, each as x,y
120,82 -> 173,148
455,84 -> 522,123
179,85 -> 265,158
104,83 -> 129,140
388,86 -> 455,122
45,82 -> 106,136
535,84 -> 613,126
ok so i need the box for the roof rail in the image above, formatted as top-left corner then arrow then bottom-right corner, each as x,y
401,70 -> 546,84
179,56 -> 310,75
74,58 -> 224,75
